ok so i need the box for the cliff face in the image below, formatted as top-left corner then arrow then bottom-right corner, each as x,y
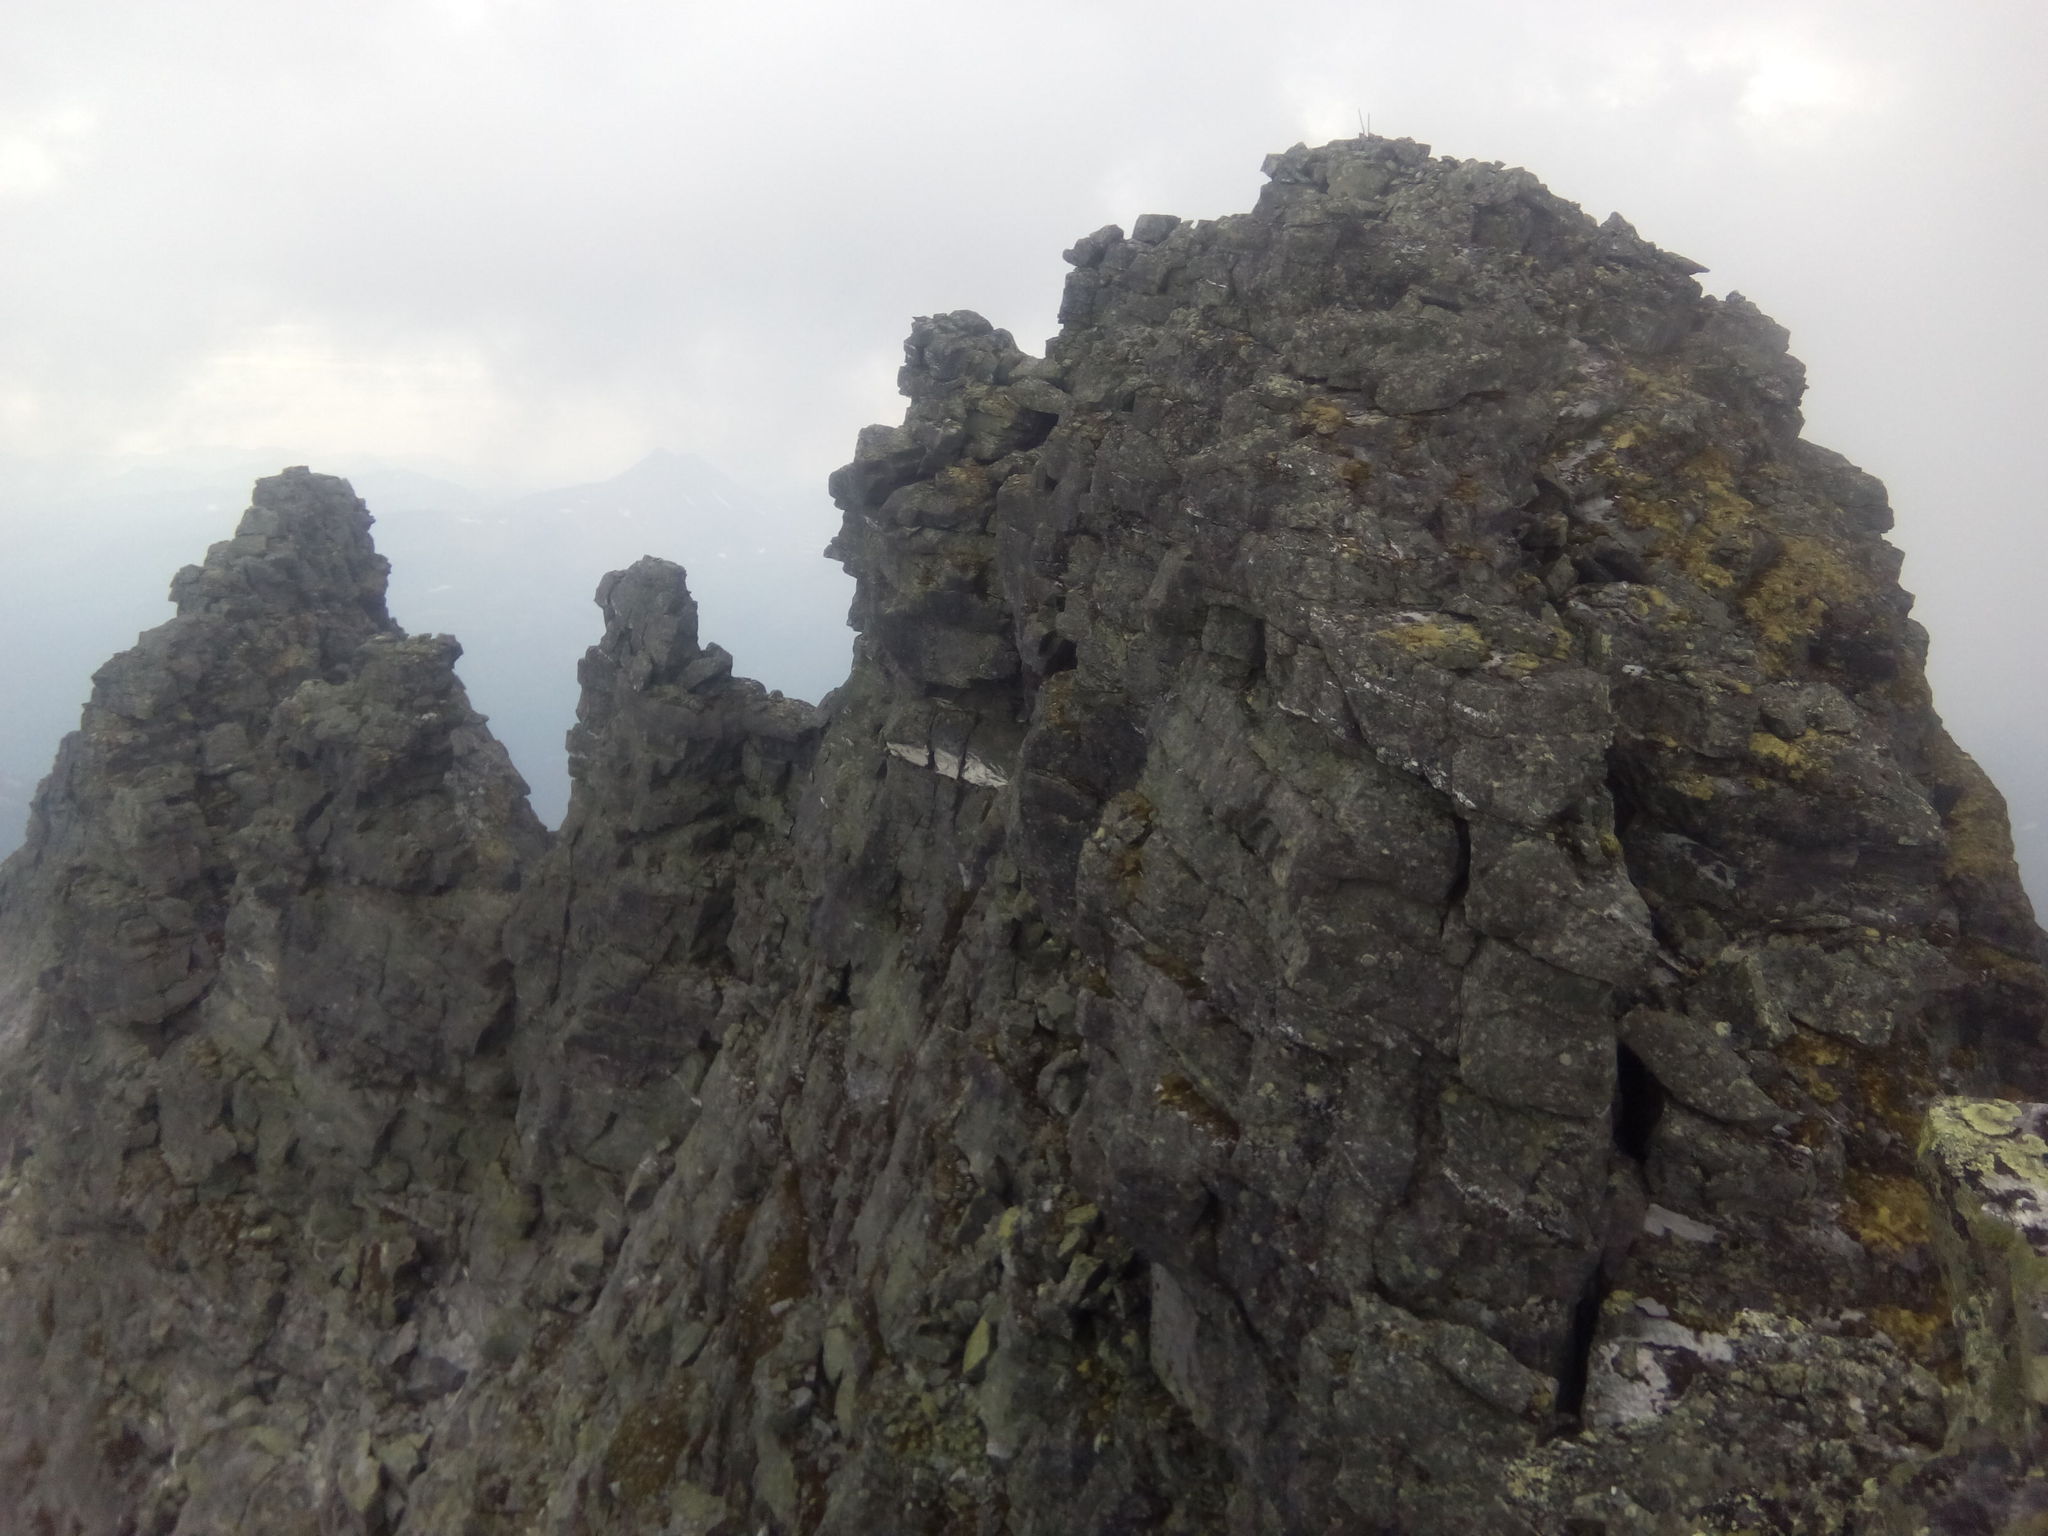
3,137 -> 2045,1535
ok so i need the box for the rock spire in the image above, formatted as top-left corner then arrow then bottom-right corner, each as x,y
2,141 -> 2045,1534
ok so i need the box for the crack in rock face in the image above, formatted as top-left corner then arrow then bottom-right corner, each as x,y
2,139 -> 2047,1535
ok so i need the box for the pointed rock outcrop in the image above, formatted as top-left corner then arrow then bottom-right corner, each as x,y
3,144 -> 2046,1535
0,469 -> 545,1533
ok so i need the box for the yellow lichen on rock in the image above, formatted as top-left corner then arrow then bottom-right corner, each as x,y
1842,1168 -> 1932,1255
1746,729 -> 1820,779
1917,1097 -> 2048,1449
1299,398 -> 1348,436
1614,448 -> 1760,594
1741,534 -> 1870,670
1375,616 -> 1489,669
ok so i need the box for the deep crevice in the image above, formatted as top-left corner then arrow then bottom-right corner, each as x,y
1555,1264 -> 1605,1426
1037,634 -> 1078,677
1558,1044 -> 1668,1427
1614,1043 -> 1667,1162
1444,816 -> 1472,908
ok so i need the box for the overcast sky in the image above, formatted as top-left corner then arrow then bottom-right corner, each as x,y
3,0 -> 2043,891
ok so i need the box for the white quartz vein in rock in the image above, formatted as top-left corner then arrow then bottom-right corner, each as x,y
885,742 -> 1009,789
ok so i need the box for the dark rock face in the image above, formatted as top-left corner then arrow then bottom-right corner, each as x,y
0,470 -> 546,1533
3,140 -> 2045,1535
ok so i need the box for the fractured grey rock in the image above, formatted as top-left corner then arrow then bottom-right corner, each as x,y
3,139 -> 2047,1534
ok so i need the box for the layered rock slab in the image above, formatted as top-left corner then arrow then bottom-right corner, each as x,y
3,140 -> 2047,1534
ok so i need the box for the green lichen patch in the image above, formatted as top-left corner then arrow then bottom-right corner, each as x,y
1746,728 -> 1822,780
1619,448 -> 1761,594
1917,1098 -> 2048,1449
1740,534 -> 1871,672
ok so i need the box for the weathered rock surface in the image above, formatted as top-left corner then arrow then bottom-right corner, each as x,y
1875,1098 -> 2048,1531
4,138 -> 2047,1534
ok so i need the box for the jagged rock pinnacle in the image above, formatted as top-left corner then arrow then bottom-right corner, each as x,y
1,138 -> 2044,1534
167,465 -> 394,628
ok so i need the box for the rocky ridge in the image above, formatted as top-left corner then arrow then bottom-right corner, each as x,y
2,137 -> 2046,1534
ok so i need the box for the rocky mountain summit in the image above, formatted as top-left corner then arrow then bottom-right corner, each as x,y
4,137 -> 2047,1534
